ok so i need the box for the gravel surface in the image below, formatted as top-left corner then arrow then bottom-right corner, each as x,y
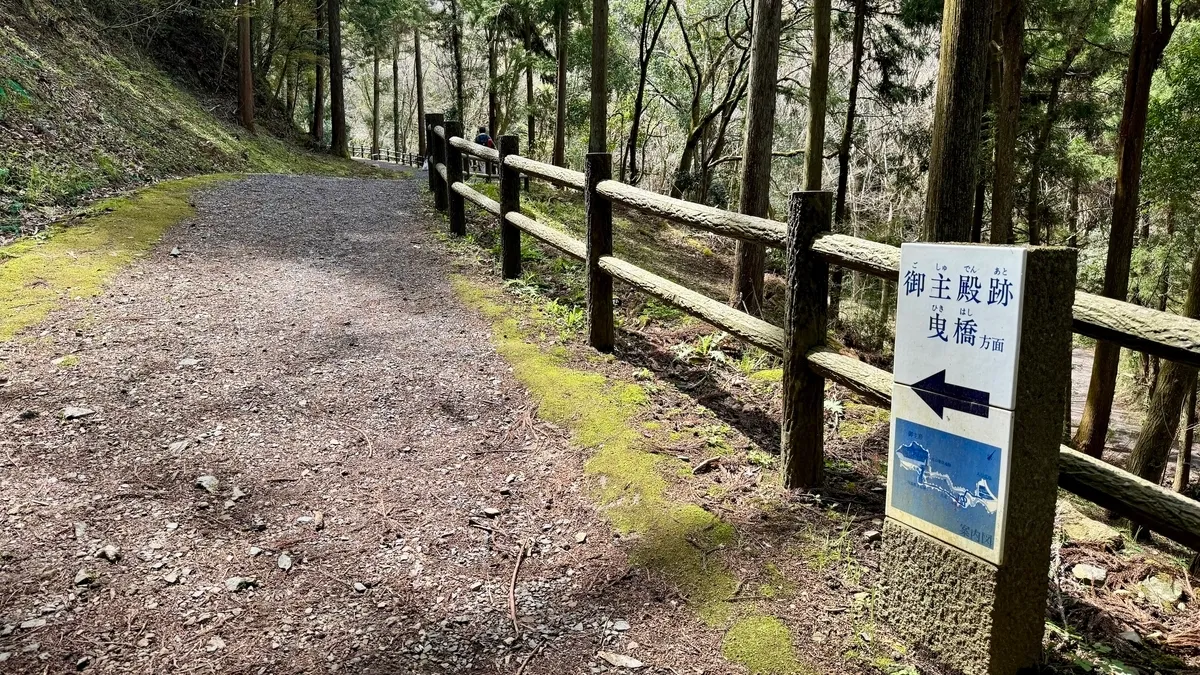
0,175 -> 712,673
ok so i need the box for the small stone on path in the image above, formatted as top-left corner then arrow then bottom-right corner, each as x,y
598,651 -> 643,669
1141,574 -> 1184,605
353,582 -> 367,593
224,577 -> 257,592
178,358 -> 199,367
163,570 -> 180,585
482,507 -> 501,518
96,545 -> 120,562
195,475 -> 219,494
863,530 -> 882,544
20,619 -> 45,630
74,569 -> 96,586
63,406 -> 95,420
611,620 -> 630,631
1072,563 -> 1108,585
277,553 -> 292,571
575,531 -> 588,544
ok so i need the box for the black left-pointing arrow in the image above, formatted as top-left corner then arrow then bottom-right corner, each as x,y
911,370 -> 991,419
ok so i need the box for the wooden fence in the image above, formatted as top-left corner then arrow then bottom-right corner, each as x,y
349,144 -> 424,167
424,115 -> 1200,552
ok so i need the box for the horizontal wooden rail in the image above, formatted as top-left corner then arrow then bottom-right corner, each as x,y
452,182 -> 500,216
598,255 -> 785,355
435,162 -> 448,183
1073,293 -> 1200,368
597,179 -> 786,247
505,212 -> 586,260
811,233 -> 901,281
434,125 -> 446,140
450,136 -> 500,162
501,155 -> 586,191
1058,449 -> 1200,550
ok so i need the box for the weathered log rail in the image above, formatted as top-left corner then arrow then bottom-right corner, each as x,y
423,114 -> 1200,551
349,144 -> 424,167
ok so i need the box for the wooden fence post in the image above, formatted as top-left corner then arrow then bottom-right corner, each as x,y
498,135 -> 522,279
427,114 -> 446,211
444,120 -> 466,236
426,113 -> 445,209
781,191 -> 831,488
586,152 -> 615,352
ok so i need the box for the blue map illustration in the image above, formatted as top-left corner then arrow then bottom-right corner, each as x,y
891,418 -> 1001,550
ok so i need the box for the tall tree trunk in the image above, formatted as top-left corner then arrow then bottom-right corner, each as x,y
590,0 -> 609,152
488,27 -> 499,136
328,0 -> 348,158
803,0 -> 831,191
415,28 -> 426,158
922,0 -> 994,242
238,0 -> 255,132
828,0 -> 865,321
393,36 -> 401,153
259,0 -> 282,79
450,0 -> 465,120
1148,207 -> 1175,399
623,0 -> 668,184
1075,0 -> 1175,458
553,4 -> 568,167
990,0 -> 1025,245
729,0 -> 783,316
372,48 -> 381,158
311,0 -> 326,144
1025,43 -> 1081,245
1176,383 -> 1197,492
525,28 -> 536,156
1127,241 -> 1200,484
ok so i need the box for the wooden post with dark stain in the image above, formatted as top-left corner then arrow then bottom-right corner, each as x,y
781,190 -> 831,488
585,152 -> 615,352
498,135 -> 522,279
427,113 -> 446,211
444,120 -> 466,236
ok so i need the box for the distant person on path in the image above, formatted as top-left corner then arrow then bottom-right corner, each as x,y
475,127 -> 494,149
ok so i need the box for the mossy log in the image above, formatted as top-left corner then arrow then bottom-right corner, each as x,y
597,255 -> 785,354
597,179 -> 787,247
452,182 -> 500,216
502,155 -> 586,191
449,135 -> 500,162
504,212 -> 586,260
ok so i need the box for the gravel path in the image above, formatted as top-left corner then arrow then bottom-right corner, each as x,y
0,176 -> 695,673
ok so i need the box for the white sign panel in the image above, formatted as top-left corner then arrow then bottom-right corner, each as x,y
886,384 -> 1014,565
893,244 -> 1027,412
888,243 -> 1027,566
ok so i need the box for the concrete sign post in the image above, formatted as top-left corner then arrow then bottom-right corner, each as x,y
882,244 -> 1076,675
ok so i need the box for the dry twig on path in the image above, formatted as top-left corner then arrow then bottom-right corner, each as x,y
509,541 -> 528,636
515,643 -> 543,675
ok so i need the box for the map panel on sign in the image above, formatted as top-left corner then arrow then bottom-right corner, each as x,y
886,384 -> 1013,565
893,243 -> 1027,412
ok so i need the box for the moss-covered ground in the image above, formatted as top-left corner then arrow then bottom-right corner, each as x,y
452,275 -> 814,674
0,175 -> 232,340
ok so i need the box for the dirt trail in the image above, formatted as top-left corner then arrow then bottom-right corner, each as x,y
0,176 -> 708,673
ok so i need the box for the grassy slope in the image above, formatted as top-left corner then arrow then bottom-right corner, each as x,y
0,5 -> 385,240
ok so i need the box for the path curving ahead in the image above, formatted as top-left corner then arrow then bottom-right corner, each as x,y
0,175 -> 710,673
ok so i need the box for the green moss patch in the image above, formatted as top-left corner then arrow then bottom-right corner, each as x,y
452,275 -> 815,673
0,175 -> 231,340
723,616 -> 812,674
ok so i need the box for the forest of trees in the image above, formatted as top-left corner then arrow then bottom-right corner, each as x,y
95,0 -> 1200,496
